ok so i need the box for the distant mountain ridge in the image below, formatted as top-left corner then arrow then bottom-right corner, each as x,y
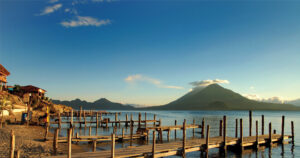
52,84 -> 300,111
52,98 -> 135,110
145,84 -> 300,111
287,99 -> 300,106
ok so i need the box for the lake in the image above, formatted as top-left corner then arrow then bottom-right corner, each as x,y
51,110 -> 299,158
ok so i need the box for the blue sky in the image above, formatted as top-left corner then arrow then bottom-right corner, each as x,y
1,0 -> 300,105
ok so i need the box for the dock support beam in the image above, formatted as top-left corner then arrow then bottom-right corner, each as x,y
269,122 -> 272,146
152,131 -> 156,158
239,119 -> 243,151
111,133 -> 115,158
205,125 -> 210,152
249,110 -> 252,136
222,116 -> 227,150
291,121 -> 294,144
235,119 -> 238,138
67,128 -> 72,158
201,118 -> 205,138
182,119 -> 186,158
262,115 -> 264,135
281,116 -> 285,143
10,130 -> 15,158
255,120 -> 259,149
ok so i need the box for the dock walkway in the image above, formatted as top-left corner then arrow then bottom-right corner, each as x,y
51,134 -> 291,158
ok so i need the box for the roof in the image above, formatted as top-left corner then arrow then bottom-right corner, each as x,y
20,85 -> 47,93
0,64 -> 10,76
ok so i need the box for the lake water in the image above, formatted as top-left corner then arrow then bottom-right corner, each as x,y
51,110 -> 300,158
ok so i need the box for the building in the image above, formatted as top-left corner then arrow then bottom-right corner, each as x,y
20,85 -> 47,97
0,64 -> 10,91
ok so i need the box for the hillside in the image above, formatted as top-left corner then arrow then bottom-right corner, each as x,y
146,84 -> 299,110
52,98 -> 135,110
287,99 -> 300,106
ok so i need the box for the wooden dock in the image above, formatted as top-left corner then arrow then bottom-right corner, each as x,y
50,134 -> 292,158
46,111 -> 295,158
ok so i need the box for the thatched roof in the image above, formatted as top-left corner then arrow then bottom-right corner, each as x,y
0,64 -> 10,76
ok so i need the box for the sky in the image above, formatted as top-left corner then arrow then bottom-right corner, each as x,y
1,0 -> 300,105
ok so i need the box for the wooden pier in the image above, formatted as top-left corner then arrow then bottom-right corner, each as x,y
47,111 -> 295,158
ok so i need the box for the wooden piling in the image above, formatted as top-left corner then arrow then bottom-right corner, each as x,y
115,113 -> 118,127
93,140 -> 97,152
10,130 -> 15,158
53,128 -> 59,155
96,112 -> 99,129
111,133 -> 115,158
145,112 -> 147,128
125,114 -> 128,127
235,119 -> 238,138
58,112 -> 61,129
84,110 -> 86,128
167,130 -> 170,141
138,113 -> 141,128
122,128 -> 125,140
262,115 -> 264,135
222,115 -> 227,150
67,128 -> 72,158
159,119 -> 162,127
269,122 -> 272,146
15,150 -> 20,158
291,121 -> 294,144
205,125 -> 210,151
193,119 -> 195,137
153,114 -> 156,126
152,131 -> 156,158
182,119 -> 186,157
255,120 -> 259,149
249,110 -> 252,136
79,106 -> 82,122
130,120 -> 133,146
201,118 -> 205,138
89,126 -> 92,136
219,120 -> 223,136
44,126 -> 49,141
281,115 -> 285,142
175,120 -> 177,139
240,119 -> 243,149
71,109 -> 73,128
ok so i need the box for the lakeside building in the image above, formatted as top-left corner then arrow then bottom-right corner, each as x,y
0,64 -> 10,91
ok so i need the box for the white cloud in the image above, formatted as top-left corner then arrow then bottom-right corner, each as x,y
125,74 -> 184,90
190,79 -> 230,87
61,16 -> 111,27
244,94 -> 286,104
49,0 -> 59,3
40,3 -> 62,15
250,86 -> 255,90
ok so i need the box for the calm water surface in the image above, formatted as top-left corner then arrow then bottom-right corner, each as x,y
51,110 -> 300,158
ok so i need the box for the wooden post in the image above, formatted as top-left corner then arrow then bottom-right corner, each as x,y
182,119 -> 186,157
89,126 -> 92,136
153,114 -> 156,126
122,128 -> 124,140
269,122 -> 272,146
223,115 -> 227,150
167,130 -> 170,141
96,112 -> 99,129
240,119 -> 243,149
274,129 -> 276,134
130,114 -> 133,121
152,131 -> 156,158
79,106 -> 82,122
159,119 -> 161,127
145,112 -> 147,128
219,120 -> 223,136
201,118 -> 205,138
67,128 -> 72,158
53,128 -> 59,155
206,125 -> 210,151
71,109 -> 73,128
58,113 -> 62,129
93,140 -> 97,152
249,110 -> 252,136
193,119 -> 195,137
138,113 -> 141,128
130,120 -> 133,146
125,114 -> 128,127
291,121 -> 294,144
175,120 -> 177,139
15,150 -> 20,158
100,113 -> 102,126
235,118 -> 238,138
10,130 -> 15,158
281,115 -> 285,142
111,133 -> 115,158
255,120 -> 259,149
262,115 -> 264,135
44,126 -> 49,141
115,113 -> 118,127
84,110 -> 86,128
